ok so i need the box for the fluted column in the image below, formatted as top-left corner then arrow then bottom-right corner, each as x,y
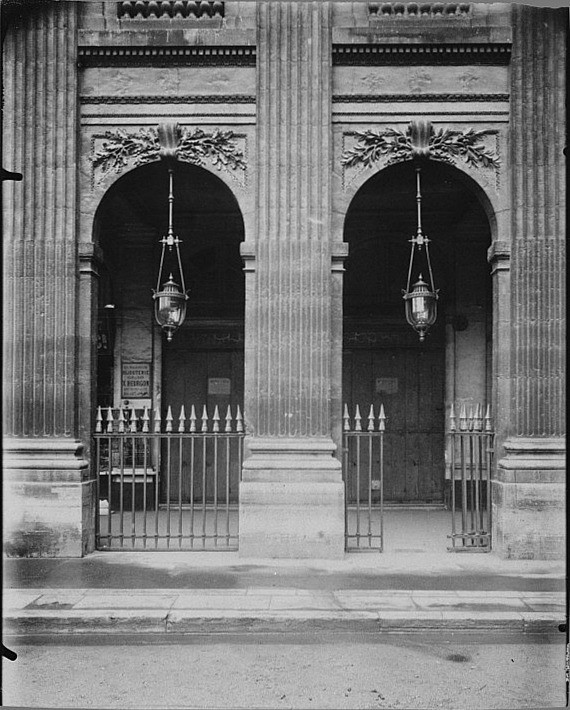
2,3 -> 92,557
494,6 -> 566,559
239,2 -> 344,558
251,1 -> 333,438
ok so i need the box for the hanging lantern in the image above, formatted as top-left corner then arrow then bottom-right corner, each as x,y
402,165 -> 438,342
153,166 -> 188,341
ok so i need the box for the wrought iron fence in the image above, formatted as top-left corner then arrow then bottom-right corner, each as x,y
447,403 -> 494,551
342,404 -> 385,552
94,404 -> 244,550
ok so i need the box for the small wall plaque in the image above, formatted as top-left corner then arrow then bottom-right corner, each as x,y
376,377 -> 398,395
122,363 -> 151,398
208,377 -> 231,395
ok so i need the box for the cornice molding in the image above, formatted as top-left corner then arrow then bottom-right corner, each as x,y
333,43 -> 511,66
333,93 -> 509,103
117,1 -> 224,20
81,94 -> 256,104
78,45 -> 256,67
368,3 -> 472,19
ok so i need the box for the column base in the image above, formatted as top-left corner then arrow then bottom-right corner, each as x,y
493,438 -> 565,560
239,438 -> 345,559
3,438 -> 94,558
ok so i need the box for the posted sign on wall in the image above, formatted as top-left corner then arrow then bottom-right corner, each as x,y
122,363 -> 151,398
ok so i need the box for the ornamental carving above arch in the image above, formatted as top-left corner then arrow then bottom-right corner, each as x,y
340,120 -> 501,191
90,122 -> 246,188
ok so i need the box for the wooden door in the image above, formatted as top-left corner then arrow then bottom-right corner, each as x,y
162,343 -> 244,504
343,345 -> 445,503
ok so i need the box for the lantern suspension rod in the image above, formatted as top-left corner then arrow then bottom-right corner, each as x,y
167,167 -> 175,246
416,165 -> 423,242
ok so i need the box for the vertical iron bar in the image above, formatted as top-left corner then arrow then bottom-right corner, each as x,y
143,436 -> 148,549
380,430 -> 384,552
190,436 -> 195,548
107,434 -> 112,546
450,432 -> 456,548
119,437 -> 125,548
202,436 -> 207,548
166,436 -> 171,549
226,436 -> 231,547
154,435 -> 160,550
213,435 -> 218,547
131,434 -> 136,548
368,433 -> 372,547
343,434 -> 348,551
476,434 -> 485,542
178,434 -> 183,548
356,435 -> 361,547
469,433 -> 475,538
460,434 -> 467,547
237,434 -> 243,542
95,437 -> 101,548
487,433 -> 493,548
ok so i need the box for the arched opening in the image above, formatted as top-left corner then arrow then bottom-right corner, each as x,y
94,161 -> 245,511
343,160 -> 492,514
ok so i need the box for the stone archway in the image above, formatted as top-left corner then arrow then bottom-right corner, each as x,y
342,160 -> 493,518
92,160 -> 246,513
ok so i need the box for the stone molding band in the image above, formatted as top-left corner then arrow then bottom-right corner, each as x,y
81,95 -> 256,104
333,43 -> 511,65
78,44 -> 509,68
78,45 -> 256,67
333,93 -> 509,103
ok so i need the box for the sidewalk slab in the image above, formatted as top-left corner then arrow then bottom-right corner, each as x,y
3,588 -> 565,636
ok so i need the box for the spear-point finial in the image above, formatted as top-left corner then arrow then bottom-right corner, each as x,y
142,406 -> 150,433
166,405 -> 173,433
178,405 -> 186,433
379,404 -> 386,432
354,404 -> 362,432
368,404 -> 375,432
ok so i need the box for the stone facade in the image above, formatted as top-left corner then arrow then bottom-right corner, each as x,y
2,1 -> 565,559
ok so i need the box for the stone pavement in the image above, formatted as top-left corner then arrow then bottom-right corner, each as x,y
3,587 -> 565,636
3,551 -> 566,636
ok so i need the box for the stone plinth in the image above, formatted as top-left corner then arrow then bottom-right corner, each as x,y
494,439 -> 565,559
239,439 -> 345,558
3,440 -> 94,558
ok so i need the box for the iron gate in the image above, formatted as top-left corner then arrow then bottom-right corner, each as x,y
94,404 -> 244,550
342,404 -> 385,551
447,403 -> 494,551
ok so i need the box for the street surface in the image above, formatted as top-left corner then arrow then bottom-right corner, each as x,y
2,631 -> 566,709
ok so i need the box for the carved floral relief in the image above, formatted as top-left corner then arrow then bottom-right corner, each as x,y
90,123 -> 246,187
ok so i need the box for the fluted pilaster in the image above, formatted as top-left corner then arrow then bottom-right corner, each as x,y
252,1 -> 332,438
2,2 -> 79,439
509,6 -> 566,438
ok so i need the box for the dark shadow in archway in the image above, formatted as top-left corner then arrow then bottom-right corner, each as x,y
343,160 -> 492,505
94,161 -> 245,506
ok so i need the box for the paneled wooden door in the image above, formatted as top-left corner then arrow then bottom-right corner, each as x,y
162,344 -> 244,504
343,346 -> 445,503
